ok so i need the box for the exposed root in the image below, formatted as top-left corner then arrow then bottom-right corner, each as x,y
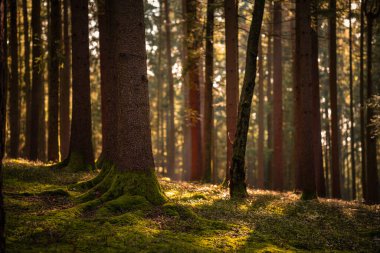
50,152 -> 94,172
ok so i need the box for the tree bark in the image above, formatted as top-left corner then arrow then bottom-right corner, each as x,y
266,4 -> 273,189
203,0 -> 214,183
257,40 -> 264,189
230,0 -> 265,198
60,0 -> 70,160
295,0 -> 316,200
186,0 -> 202,181
48,0 -> 60,161
225,0 -> 239,182
272,0 -> 283,191
164,0 -> 175,179
328,0 -> 341,199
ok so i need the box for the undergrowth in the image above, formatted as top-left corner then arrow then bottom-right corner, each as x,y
3,159 -> 380,252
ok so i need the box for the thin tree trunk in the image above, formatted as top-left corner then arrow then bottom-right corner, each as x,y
272,0 -> 283,191
9,0 -> 19,157
230,0 -> 265,198
257,40 -> 264,189
60,0 -> 70,160
47,0 -> 60,161
164,0 -> 175,179
266,4 -> 273,189
225,0 -> 239,182
295,0 -> 316,200
203,0 -> 214,183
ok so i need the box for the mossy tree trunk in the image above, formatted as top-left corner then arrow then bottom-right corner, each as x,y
229,0 -> 265,199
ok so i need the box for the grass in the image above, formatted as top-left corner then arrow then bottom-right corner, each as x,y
3,159 -> 380,252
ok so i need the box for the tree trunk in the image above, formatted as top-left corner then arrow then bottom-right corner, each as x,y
186,0 -> 202,181
47,0 -> 60,161
60,0 -> 94,170
225,0 -> 239,182
266,4 -> 273,189
328,0 -> 341,199
0,0 -> 7,250
272,0 -> 283,191
9,0 -> 19,158
164,0 -> 175,179
60,0 -> 70,160
257,40 -> 264,189
230,0 -> 265,198
22,0 -> 31,158
203,0 -> 214,183
295,0 -> 316,200
29,0 -> 42,160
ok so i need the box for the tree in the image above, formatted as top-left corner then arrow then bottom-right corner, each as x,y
230,0 -> 265,198
266,3 -> 273,188
363,0 -> 379,205
257,40 -> 264,188
60,0 -> 70,160
76,0 -> 166,209
56,0 -> 94,170
203,0 -> 215,183
29,0 -> 42,161
328,0 -> 341,199
272,0 -> 283,191
0,0 -> 6,249
186,0 -> 202,181
225,0 -> 239,182
48,0 -> 61,161
9,0 -> 19,158
164,0 -> 175,179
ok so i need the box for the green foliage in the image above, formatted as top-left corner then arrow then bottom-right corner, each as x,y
3,160 -> 380,252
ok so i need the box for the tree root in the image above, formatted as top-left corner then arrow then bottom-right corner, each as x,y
50,152 -> 94,172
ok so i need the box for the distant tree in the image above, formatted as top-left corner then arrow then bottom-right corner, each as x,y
203,0 -> 215,183
363,0 -> 379,205
295,0 -> 316,200
257,41 -> 264,188
230,0 -> 265,198
48,0 -> 61,161
225,0 -> 239,183
29,0 -> 42,161
59,0 -> 70,160
328,0 -> 341,199
266,2 -> 273,189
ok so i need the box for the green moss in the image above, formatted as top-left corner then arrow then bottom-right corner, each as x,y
162,203 -> 197,219
66,151 -> 94,172
96,195 -> 151,216
300,191 -> 318,201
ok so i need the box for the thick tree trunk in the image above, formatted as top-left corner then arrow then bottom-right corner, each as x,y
186,0 -> 202,181
225,0 -> 239,182
203,0 -> 214,183
9,0 -> 19,158
164,0 -> 175,179
61,0 -> 94,170
257,41 -> 264,188
295,0 -> 316,200
0,0 -> 7,250
29,0 -> 42,160
48,0 -> 60,161
230,0 -> 265,198
22,0 -> 31,158
60,0 -> 70,160
328,0 -> 341,199
272,0 -> 283,191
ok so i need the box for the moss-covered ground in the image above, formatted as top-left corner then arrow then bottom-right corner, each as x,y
3,159 -> 380,252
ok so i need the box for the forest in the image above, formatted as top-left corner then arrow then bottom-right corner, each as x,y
0,0 -> 379,252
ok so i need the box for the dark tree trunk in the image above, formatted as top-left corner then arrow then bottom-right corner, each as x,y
272,0 -> 283,191
59,0 -> 94,170
186,0 -> 202,181
225,0 -> 239,182
328,0 -> 341,199
257,41 -> 264,188
295,0 -> 316,200
29,0 -> 42,160
9,0 -> 19,157
0,0 -> 7,250
230,0 -> 265,198
60,0 -> 70,160
48,0 -> 61,161
164,0 -> 175,179
364,0 -> 380,204
203,0 -> 214,183
22,0 -> 31,158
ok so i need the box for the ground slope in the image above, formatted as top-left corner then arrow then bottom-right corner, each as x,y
3,160 -> 380,252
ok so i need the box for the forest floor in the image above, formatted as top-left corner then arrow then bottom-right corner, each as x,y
3,159 -> 380,252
